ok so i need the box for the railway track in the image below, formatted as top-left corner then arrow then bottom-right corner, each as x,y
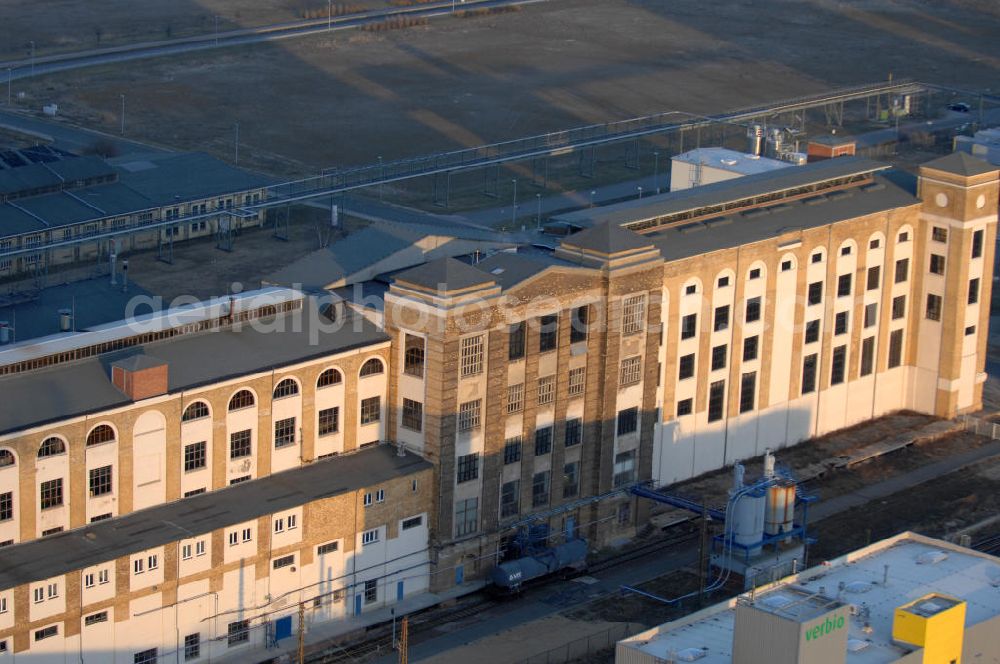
303,523 -> 700,663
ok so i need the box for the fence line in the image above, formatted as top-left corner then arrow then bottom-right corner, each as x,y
959,414 -> 1000,440
515,622 -> 639,664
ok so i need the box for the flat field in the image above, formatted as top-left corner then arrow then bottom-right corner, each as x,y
11,0 -> 1000,175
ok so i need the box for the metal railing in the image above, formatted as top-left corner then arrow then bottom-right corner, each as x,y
515,622 -> 638,664
959,414 -> 1000,440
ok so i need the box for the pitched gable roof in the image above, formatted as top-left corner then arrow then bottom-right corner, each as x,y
560,221 -> 654,255
922,152 -> 997,178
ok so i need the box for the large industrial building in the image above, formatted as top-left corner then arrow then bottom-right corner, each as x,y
615,532 -> 1000,664
0,150 -> 995,660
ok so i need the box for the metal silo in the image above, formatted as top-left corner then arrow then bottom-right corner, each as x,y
747,124 -> 764,156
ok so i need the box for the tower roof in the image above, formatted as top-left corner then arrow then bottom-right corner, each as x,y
922,152 -> 997,178
393,256 -> 495,293
560,221 -> 654,255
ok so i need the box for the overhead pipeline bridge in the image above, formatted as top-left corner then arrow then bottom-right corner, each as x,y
0,79 -> 929,260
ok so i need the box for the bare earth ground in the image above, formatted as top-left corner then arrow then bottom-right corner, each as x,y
0,0 -> 393,59
9,0 -> 1000,175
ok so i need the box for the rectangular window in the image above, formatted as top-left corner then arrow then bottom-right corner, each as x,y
363,579 -> 378,604
363,492 -> 372,507
749,268 -> 761,279
802,354 -> 818,394
181,544 -> 193,560
616,407 -> 639,436
966,325 -> 977,336
570,305 -> 589,343
743,335 -> 759,362
0,492 -> 12,521
360,397 -> 381,425
740,372 -> 756,413
888,329 -> 904,368
288,515 -> 297,529
230,476 -> 250,485
401,399 -> 423,432
503,437 -> 522,464
273,417 -> 297,448
534,427 -> 553,456
622,295 -> 646,335
932,226 -> 948,243
539,314 -> 558,352
714,305 -> 730,332
33,588 -> 43,603
506,383 -> 524,413
972,229 -> 984,259
926,294 -> 942,321
458,399 -> 481,432
619,356 -> 642,386
745,297 -> 761,323
456,453 -> 479,484
711,344 -> 727,371
134,558 -> 145,575
40,478 -> 63,509
894,258 -> 909,283
831,345 -> 847,385
860,337 -> 875,376
718,275 -> 730,288
228,532 -> 238,546
35,626 -> 58,642
274,518 -> 284,533
864,303 -> 877,328
272,555 -> 295,570
781,259 -> 793,271
195,541 -> 205,557
678,353 -> 695,380
148,555 -> 158,571
808,281 -> 823,305
681,313 -> 697,340
184,441 -> 207,471
677,398 -> 693,416
837,274 -> 852,297
455,497 -> 479,537
567,367 -> 585,397
805,320 -> 820,344
501,480 -> 520,518
242,528 -> 252,543
532,471 -> 550,508
892,295 -> 906,320
969,278 -> 980,305
227,620 -> 249,647
509,322 -> 526,361
403,334 -> 425,377
184,489 -> 206,498
229,430 -> 251,459
708,381 -> 726,422
834,311 -> 848,335
564,418 -> 582,447
317,541 -> 339,555
318,406 -> 340,436
460,335 -> 485,376
537,376 -> 555,405
561,461 -> 579,499
930,254 -> 945,275
867,265 -> 881,291
85,611 -> 108,627
361,528 -> 379,545
613,450 -> 636,488
85,572 -> 96,588
184,634 -> 200,661
402,515 -> 422,530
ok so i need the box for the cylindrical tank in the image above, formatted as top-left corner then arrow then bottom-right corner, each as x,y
58,308 -> 73,332
747,124 -> 764,156
765,128 -> 783,159
731,486 -> 766,556
765,480 -> 797,536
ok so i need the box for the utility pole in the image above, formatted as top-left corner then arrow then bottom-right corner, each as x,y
120,94 -> 126,136
698,506 -> 709,603
510,178 -> 518,226
398,616 -> 409,664
234,122 -> 240,165
653,150 -> 660,194
328,0 -> 333,30
297,601 -> 305,664
535,193 -> 541,229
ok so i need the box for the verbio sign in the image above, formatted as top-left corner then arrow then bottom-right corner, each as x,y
804,614 -> 846,642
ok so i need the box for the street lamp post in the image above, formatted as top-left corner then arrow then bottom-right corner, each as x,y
511,179 -> 518,227
653,150 -> 660,194
535,193 -> 541,229
120,94 -> 126,136
589,190 -> 596,208
328,0 -> 333,30
637,186 -> 643,200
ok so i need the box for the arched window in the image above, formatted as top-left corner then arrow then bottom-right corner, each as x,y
359,358 -> 384,377
273,379 -> 299,400
182,401 -> 210,422
229,390 -> 255,412
317,368 -> 342,388
0,450 -> 15,467
86,425 -> 116,446
38,437 -> 66,458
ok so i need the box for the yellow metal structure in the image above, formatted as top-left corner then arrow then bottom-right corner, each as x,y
892,593 -> 966,663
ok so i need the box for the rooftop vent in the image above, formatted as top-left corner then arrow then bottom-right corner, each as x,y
847,639 -> 871,653
916,550 -> 949,565
844,581 -> 873,594
110,355 -> 168,402
675,647 -> 708,662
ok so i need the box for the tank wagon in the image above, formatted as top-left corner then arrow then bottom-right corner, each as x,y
489,538 -> 588,595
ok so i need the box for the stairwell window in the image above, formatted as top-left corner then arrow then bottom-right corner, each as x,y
926,294 -> 943,321
713,305 -> 730,332
830,345 -> 847,385
708,381 -> 725,422
894,258 -> 909,283
622,295 -> 646,335
456,453 -> 479,484
567,367 -> 586,397
457,400 -> 481,432
930,254 -> 946,275
617,407 -> 639,436
460,335 -> 484,376
802,354 -> 818,394
619,356 -> 642,386
969,278 -> 980,305
539,314 -> 559,352
537,376 -> 555,405
506,383 -> 524,414
455,498 -> 479,537
401,399 -> 422,432
740,372 -> 756,413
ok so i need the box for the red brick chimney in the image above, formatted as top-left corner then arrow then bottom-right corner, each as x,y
111,355 -> 168,401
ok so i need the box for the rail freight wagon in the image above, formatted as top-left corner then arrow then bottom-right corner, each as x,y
489,538 -> 588,595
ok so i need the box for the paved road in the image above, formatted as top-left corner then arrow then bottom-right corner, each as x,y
0,108 -> 167,158
0,0 -> 547,80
